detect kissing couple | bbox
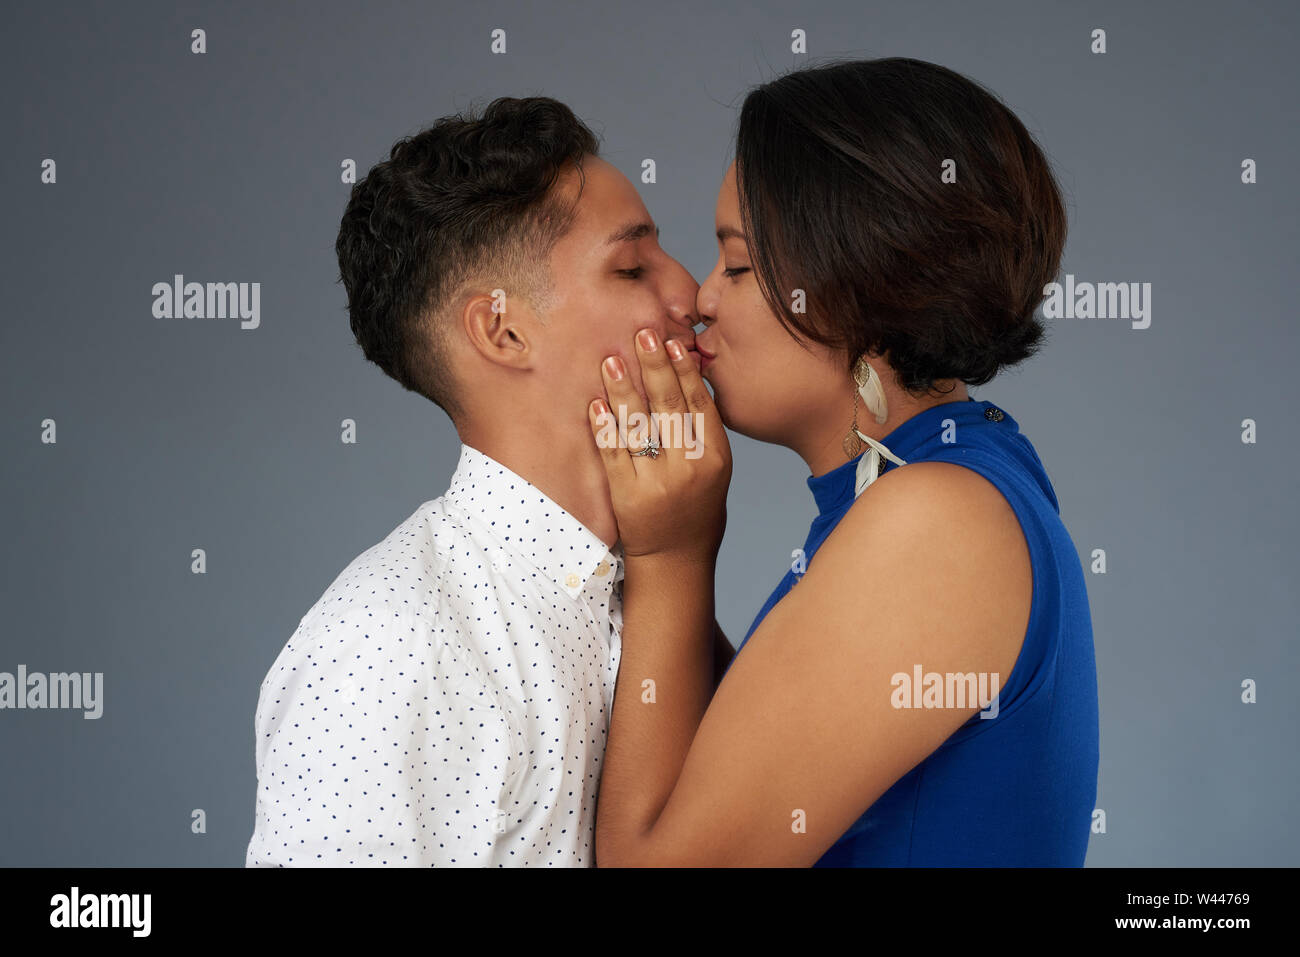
[247,55,1099,867]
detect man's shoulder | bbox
[287,498,449,627]
[255,489,541,698]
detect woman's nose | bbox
[695,287,716,326]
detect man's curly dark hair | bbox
[335,97,601,421]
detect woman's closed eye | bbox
[617,267,645,280]
[723,266,749,279]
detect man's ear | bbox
[462,290,534,370]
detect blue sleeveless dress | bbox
[731,399,1099,866]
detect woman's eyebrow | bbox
[716,225,748,243]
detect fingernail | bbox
[665,339,684,360]
[637,329,658,352]
[591,398,608,416]
[603,356,625,380]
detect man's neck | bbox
[456,416,618,549]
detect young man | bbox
[246,97,726,866]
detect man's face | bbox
[533,156,701,410]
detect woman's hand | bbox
[587,327,732,564]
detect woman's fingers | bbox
[634,329,689,418]
[662,336,730,469]
[632,328,697,465]
[590,329,734,562]
[662,338,713,415]
[588,397,637,488]
[600,353,653,471]
[595,328,730,475]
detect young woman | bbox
[585,57,1099,866]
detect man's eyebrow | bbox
[605,221,660,245]
[716,225,748,243]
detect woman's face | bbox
[695,161,845,447]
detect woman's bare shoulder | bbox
[805,459,1033,663]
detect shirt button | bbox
[565,573,579,588]
[984,407,1005,422]
[595,559,610,576]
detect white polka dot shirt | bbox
[245,444,624,866]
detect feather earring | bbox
[848,356,906,497]
[842,389,865,459]
[853,355,889,424]
[842,355,889,459]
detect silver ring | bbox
[629,439,661,459]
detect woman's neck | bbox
[799,380,970,479]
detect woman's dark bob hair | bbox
[735,56,1067,396]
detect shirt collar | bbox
[443,444,624,601]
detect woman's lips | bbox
[695,342,716,373]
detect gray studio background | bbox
[3,0,1297,866]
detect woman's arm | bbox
[588,335,1030,865]
[586,328,732,864]
[597,552,717,859]
[713,620,735,690]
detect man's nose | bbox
[665,299,698,343]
